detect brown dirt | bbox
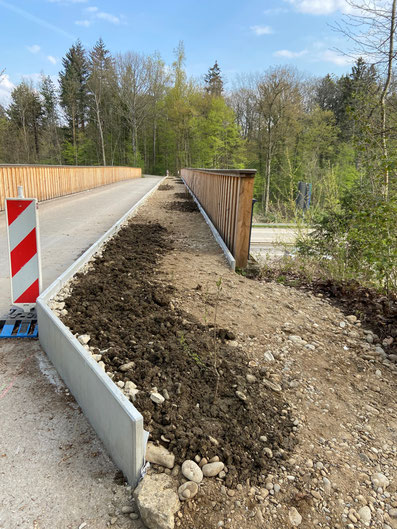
[257,267,397,358]
[63,222,295,488]
[58,179,397,529]
[158,184,174,191]
[165,199,199,213]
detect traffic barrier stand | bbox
[2,187,42,337]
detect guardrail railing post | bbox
[234,173,255,268]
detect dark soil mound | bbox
[158,184,174,191]
[174,192,191,199]
[166,200,198,213]
[63,221,296,486]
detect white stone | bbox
[289,335,305,346]
[262,379,282,392]
[289,507,302,526]
[358,506,371,524]
[134,473,180,529]
[125,381,137,391]
[178,481,198,501]
[146,443,175,469]
[120,361,135,372]
[78,334,91,345]
[202,462,224,477]
[181,460,203,483]
[346,315,357,323]
[264,351,275,362]
[150,392,165,404]
[371,472,389,489]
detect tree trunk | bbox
[96,101,106,166]
[380,0,396,199]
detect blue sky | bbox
[0,0,356,105]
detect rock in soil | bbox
[181,460,203,483]
[134,473,180,529]
[202,462,224,477]
[146,442,175,469]
[178,481,198,501]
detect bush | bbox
[296,186,397,293]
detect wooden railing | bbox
[0,164,142,211]
[181,168,256,268]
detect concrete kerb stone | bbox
[36,176,167,486]
[181,177,236,271]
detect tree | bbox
[8,81,43,162]
[204,61,223,97]
[59,40,89,164]
[336,0,397,197]
[117,51,152,167]
[257,67,302,214]
[88,39,115,165]
[40,75,62,163]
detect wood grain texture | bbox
[181,168,255,268]
[0,165,142,211]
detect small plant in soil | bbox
[178,331,205,368]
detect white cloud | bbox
[47,55,57,64]
[285,0,352,15]
[274,49,308,58]
[321,49,355,65]
[83,6,121,24]
[75,19,91,26]
[27,44,41,53]
[0,74,15,106]
[250,25,274,36]
[96,11,120,24]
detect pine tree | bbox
[204,61,223,97]
[59,40,89,164]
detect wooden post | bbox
[233,173,255,268]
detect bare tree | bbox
[335,0,397,197]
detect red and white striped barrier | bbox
[5,198,42,307]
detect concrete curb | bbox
[36,176,166,485]
[181,177,236,271]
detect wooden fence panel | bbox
[0,165,142,211]
[181,168,256,268]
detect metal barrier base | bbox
[0,307,38,338]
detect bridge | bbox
[0,165,260,527]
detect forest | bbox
[1,38,393,216]
[0,8,396,292]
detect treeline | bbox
[0,40,244,176]
[0,40,396,217]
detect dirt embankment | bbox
[55,178,397,529]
